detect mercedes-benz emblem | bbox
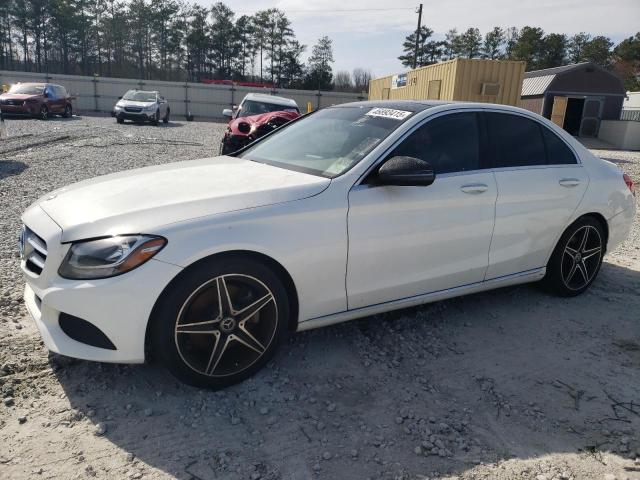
[220,317,236,333]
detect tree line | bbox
[400,27,640,90]
[0,0,366,91]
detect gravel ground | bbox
[0,115,639,480]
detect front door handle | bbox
[559,178,580,187]
[460,183,488,194]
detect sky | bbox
[204,0,640,77]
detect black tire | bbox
[152,110,160,126]
[151,255,290,389]
[163,109,170,124]
[39,105,49,120]
[117,117,124,124]
[63,104,72,118]
[543,216,605,296]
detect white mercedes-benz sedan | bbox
[20,101,636,389]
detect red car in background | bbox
[220,93,301,154]
[0,83,73,120]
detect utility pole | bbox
[413,3,423,69]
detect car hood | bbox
[229,110,301,137]
[0,93,41,101]
[29,156,330,242]
[117,100,155,107]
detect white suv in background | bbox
[114,90,170,125]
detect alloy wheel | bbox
[174,274,278,377]
[560,225,602,291]
[40,106,48,120]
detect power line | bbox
[235,7,416,15]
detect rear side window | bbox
[391,112,480,174]
[542,127,577,164]
[487,112,546,168]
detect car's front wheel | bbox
[151,256,289,389]
[63,104,72,118]
[544,216,605,296]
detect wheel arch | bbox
[144,250,300,359]
[578,212,609,252]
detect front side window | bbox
[487,112,546,168]
[390,112,481,174]
[239,106,415,177]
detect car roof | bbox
[332,100,543,117]
[242,93,298,107]
[126,89,159,94]
[331,100,452,112]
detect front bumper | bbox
[220,133,252,155]
[116,109,156,121]
[21,206,182,363]
[1,104,37,116]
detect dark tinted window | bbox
[487,112,546,168]
[391,112,480,174]
[542,127,577,164]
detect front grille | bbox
[22,226,48,275]
[124,107,142,113]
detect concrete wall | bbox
[599,120,640,150]
[0,70,366,119]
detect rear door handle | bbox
[460,183,488,194]
[559,178,580,187]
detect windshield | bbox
[238,106,414,178]
[239,100,298,117]
[8,84,44,95]
[122,90,157,102]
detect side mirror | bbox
[376,156,435,186]
[43,91,49,98]
[118,96,122,100]
[222,108,232,118]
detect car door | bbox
[48,86,63,113]
[346,111,497,310]
[484,111,589,280]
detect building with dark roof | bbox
[520,62,626,137]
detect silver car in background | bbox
[114,90,170,125]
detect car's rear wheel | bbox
[39,105,49,120]
[544,216,605,296]
[63,104,72,118]
[151,256,289,389]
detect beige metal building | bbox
[368,58,525,106]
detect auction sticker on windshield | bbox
[365,108,412,120]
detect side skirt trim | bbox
[297,267,546,332]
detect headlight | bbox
[144,104,157,111]
[58,235,167,280]
[114,104,123,110]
